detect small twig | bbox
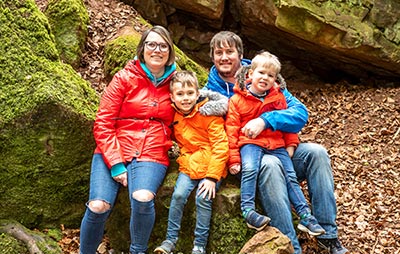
[371,234,379,254]
[392,127,400,141]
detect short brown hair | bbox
[136,25,176,66]
[170,71,199,92]
[209,31,243,60]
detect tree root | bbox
[0,220,43,254]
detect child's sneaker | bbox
[191,245,206,254]
[297,214,326,236]
[244,209,271,231]
[154,240,175,254]
[318,238,348,254]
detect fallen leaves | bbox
[295,82,400,254]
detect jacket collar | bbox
[135,57,176,86]
[206,59,251,99]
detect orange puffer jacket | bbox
[172,98,229,181]
[93,60,175,168]
[225,83,299,167]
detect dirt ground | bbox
[36,0,400,253]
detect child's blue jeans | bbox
[165,172,221,249]
[240,144,310,217]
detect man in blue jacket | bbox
[204,31,348,254]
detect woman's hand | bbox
[113,172,128,187]
[241,118,266,138]
[197,179,216,200]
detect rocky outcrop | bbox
[124,0,400,84]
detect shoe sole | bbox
[297,224,326,236]
[246,217,271,231]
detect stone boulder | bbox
[240,227,295,254]
[123,0,400,84]
[0,0,99,228]
[45,0,89,69]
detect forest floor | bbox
[36,0,400,253]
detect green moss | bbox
[209,214,253,253]
[0,103,95,228]
[0,0,98,229]
[0,0,59,61]
[45,0,89,68]
[0,220,62,254]
[44,228,63,242]
[0,233,29,254]
[0,0,98,127]
[104,34,141,79]
[174,46,209,87]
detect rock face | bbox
[123,0,400,84]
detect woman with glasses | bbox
[79,25,176,254]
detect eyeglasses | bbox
[144,41,170,52]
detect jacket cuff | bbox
[206,177,218,183]
[259,115,272,130]
[111,163,127,177]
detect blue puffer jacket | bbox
[203,59,308,133]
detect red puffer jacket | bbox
[93,59,175,168]
[225,83,299,167]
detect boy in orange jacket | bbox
[226,51,325,236]
[154,71,229,254]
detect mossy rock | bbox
[104,30,143,80]
[45,0,89,68]
[0,233,29,254]
[0,0,99,229]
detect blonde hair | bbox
[170,71,199,92]
[235,51,282,90]
[251,51,281,74]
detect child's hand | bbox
[286,146,295,158]
[198,179,216,200]
[229,164,241,175]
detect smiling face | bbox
[143,31,169,73]
[170,81,200,114]
[212,41,242,82]
[248,65,277,95]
